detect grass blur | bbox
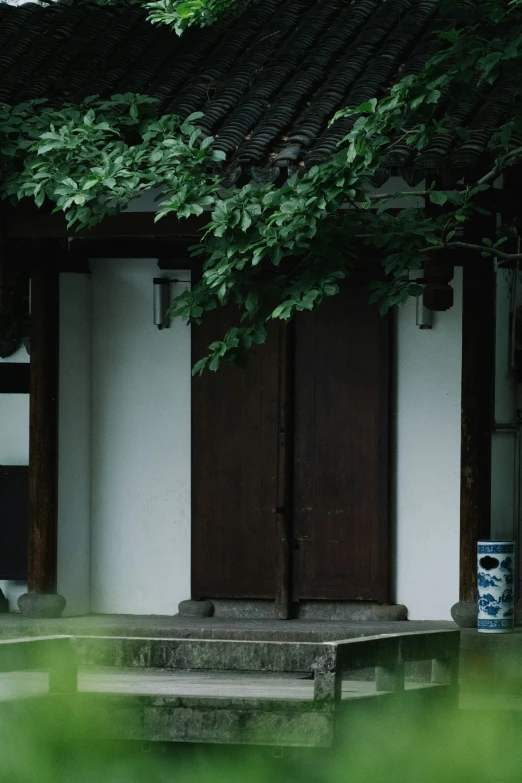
[1,678,522,783]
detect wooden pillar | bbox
[274,323,293,620]
[18,247,65,617]
[459,257,495,604]
[0,217,6,315]
[0,222,10,612]
[28,261,59,592]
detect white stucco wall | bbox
[57,274,92,615]
[394,269,463,620]
[90,259,191,615]
[0,346,29,610]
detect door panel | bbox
[191,284,390,603]
[191,308,283,598]
[292,284,390,601]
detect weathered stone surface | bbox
[75,636,328,673]
[212,599,408,622]
[450,601,477,628]
[178,599,214,618]
[376,664,405,692]
[136,697,334,747]
[17,592,66,619]
[299,601,408,622]
[0,613,455,643]
[212,600,275,619]
[313,670,341,702]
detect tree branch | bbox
[421,241,522,263]
[368,190,428,200]
[476,166,502,187]
[367,158,519,202]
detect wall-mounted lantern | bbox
[153,277,171,330]
[416,293,433,330]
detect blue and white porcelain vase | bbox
[477,540,515,633]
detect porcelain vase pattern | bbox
[477,540,515,633]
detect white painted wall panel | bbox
[0,395,29,466]
[394,269,463,620]
[57,274,92,616]
[90,259,191,615]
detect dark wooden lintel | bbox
[5,208,206,239]
[66,238,194,262]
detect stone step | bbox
[72,636,330,674]
[72,635,445,687]
[0,613,454,643]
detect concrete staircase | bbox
[1,631,460,748]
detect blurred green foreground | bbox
[1,679,521,783]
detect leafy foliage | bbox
[146,0,241,35]
[0,95,225,229]
[0,0,243,33]
[2,0,522,371]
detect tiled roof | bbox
[0,0,517,186]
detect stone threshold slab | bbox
[0,614,455,643]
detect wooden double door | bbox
[192,283,390,610]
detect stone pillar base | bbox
[18,592,66,619]
[450,600,477,628]
[178,599,214,618]
[0,589,9,613]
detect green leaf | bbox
[37,144,60,155]
[186,112,205,123]
[356,98,378,114]
[192,357,208,376]
[425,90,441,104]
[429,191,448,206]
[189,129,200,147]
[61,177,78,190]
[245,289,258,314]
[477,51,503,75]
[241,211,252,232]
